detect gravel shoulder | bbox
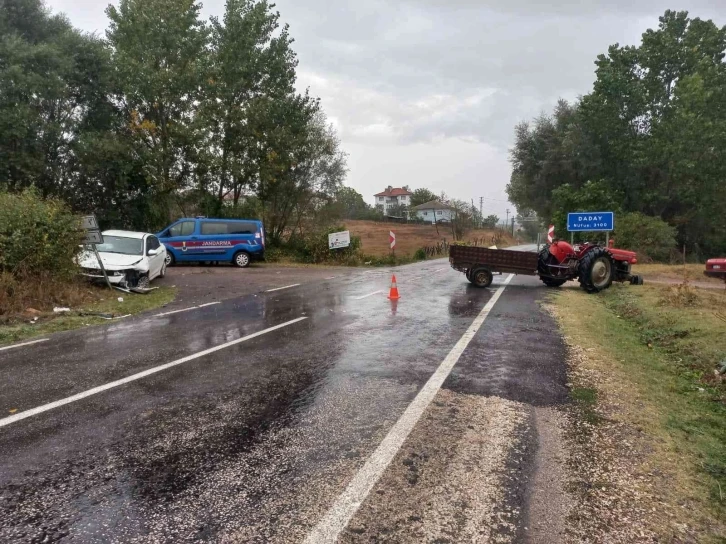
[545,288,726,543]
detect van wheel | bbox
[165,252,175,266]
[233,251,251,268]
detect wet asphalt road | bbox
[0,261,567,543]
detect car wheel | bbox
[136,275,150,289]
[159,262,167,278]
[233,251,251,268]
[165,252,175,266]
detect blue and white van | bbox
[158,218,265,268]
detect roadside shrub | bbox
[614,212,676,262]
[0,271,97,318]
[659,283,700,308]
[0,190,82,279]
[284,226,363,264]
[413,248,427,261]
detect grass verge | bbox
[0,286,176,347]
[550,283,725,542]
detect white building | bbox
[411,200,457,223]
[374,186,412,216]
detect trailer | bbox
[449,242,642,292]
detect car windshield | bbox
[95,236,143,256]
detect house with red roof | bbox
[374,186,412,217]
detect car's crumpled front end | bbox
[76,250,150,288]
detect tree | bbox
[515,211,541,242]
[106,0,209,213]
[334,187,373,219]
[482,215,499,229]
[0,0,107,196]
[506,10,726,257]
[204,0,297,209]
[252,100,346,244]
[410,188,437,207]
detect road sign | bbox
[547,225,555,243]
[81,215,99,230]
[567,212,614,232]
[83,230,104,245]
[389,230,396,250]
[328,230,350,250]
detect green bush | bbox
[413,248,427,261]
[0,190,82,278]
[614,212,677,262]
[283,227,363,264]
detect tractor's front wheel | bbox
[579,248,615,293]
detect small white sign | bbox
[84,230,104,245]
[81,215,99,230]
[328,231,351,249]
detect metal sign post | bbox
[81,215,112,290]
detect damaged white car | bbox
[77,230,167,289]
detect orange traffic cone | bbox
[388,274,401,300]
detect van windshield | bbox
[95,236,143,256]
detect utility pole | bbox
[505,209,510,231]
[479,197,484,217]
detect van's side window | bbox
[201,222,228,235]
[227,222,256,234]
[200,221,256,235]
[169,221,194,237]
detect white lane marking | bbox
[154,301,220,317]
[304,274,514,543]
[266,284,301,293]
[0,338,49,352]
[0,317,308,428]
[408,268,446,282]
[351,290,384,300]
[325,276,337,280]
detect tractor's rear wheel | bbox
[579,248,615,293]
[469,267,493,288]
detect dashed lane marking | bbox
[154,301,220,317]
[266,284,301,293]
[303,275,514,543]
[0,317,309,428]
[351,290,385,300]
[0,338,49,353]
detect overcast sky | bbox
[47,0,726,218]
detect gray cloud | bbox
[46,0,726,212]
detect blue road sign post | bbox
[567,212,614,232]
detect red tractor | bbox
[537,241,642,292]
[449,240,642,292]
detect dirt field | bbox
[633,263,724,287]
[344,220,516,257]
